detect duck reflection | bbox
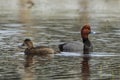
[24,54,54,67]
[81,56,90,80]
[19,0,34,24]
[23,59,50,80]
[27,0,34,8]
[19,0,34,9]
[78,0,89,25]
[22,67,35,80]
[24,55,34,67]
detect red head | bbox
[81,24,91,39]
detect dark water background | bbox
[0,0,120,80]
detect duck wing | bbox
[59,41,83,52]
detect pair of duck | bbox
[21,24,93,56]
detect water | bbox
[0,0,120,80]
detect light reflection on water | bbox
[0,0,120,80]
[0,22,120,80]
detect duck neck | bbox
[83,38,91,46]
[26,42,34,49]
[82,38,91,54]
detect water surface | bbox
[0,0,120,80]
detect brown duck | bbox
[20,39,56,67]
[21,39,56,56]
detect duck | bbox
[59,24,93,54]
[21,39,56,56]
[20,39,56,67]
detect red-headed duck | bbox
[59,24,93,53]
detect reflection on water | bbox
[0,0,120,80]
[78,0,90,25]
[81,56,90,80]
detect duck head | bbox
[81,24,92,43]
[81,24,91,40]
[22,39,34,49]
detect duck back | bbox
[59,41,83,52]
[25,46,55,56]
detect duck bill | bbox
[18,43,25,49]
[90,31,96,34]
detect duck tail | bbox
[58,43,66,52]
